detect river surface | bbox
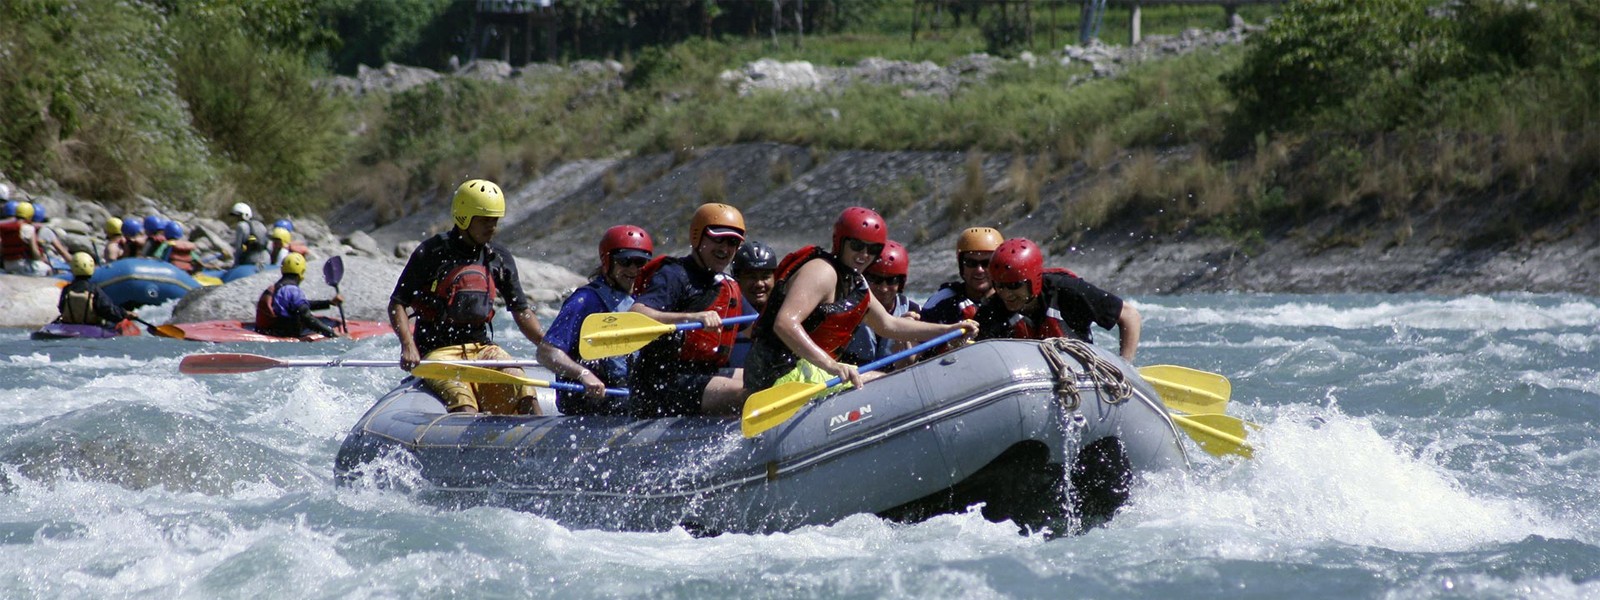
[0,294,1595,599]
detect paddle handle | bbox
[823,328,969,388]
[331,283,349,335]
[544,380,630,397]
[674,313,757,331]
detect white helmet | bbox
[230,202,252,220]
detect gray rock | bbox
[344,230,383,258]
[0,274,64,328]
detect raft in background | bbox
[158,316,392,343]
[76,258,202,309]
[30,320,142,340]
[335,339,1190,535]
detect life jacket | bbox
[925,280,982,322]
[60,285,99,325]
[573,276,636,382]
[166,240,196,272]
[255,280,290,332]
[635,255,743,364]
[1005,268,1080,340]
[410,246,499,325]
[241,220,270,254]
[0,220,30,262]
[288,242,311,258]
[143,234,168,258]
[754,245,872,358]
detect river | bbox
[0,293,1595,598]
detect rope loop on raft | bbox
[1038,337,1132,411]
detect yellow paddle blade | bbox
[412,363,550,388]
[741,381,829,438]
[194,273,223,286]
[1171,413,1255,459]
[578,311,676,360]
[1140,365,1232,415]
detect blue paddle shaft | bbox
[547,380,630,397]
[822,328,968,388]
[672,313,758,331]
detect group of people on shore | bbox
[390,178,1141,420]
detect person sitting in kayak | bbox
[2,201,51,276]
[743,207,976,394]
[627,203,749,417]
[838,239,922,369]
[256,252,343,339]
[974,238,1142,362]
[389,179,605,415]
[101,217,126,263]
[541,224,654,416]
[57,252,136,327]
[728,239,778,368]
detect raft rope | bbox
[1039,337,1132,412]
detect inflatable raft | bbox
[334,339,1190,534]
[90,258,201,308]
[161,317,392,343]
[30,320,142,340]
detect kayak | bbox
[30,320,142,340]
[334,339,1189,535]
[161,317,392,343]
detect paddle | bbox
[412,363,629,397]
[322,255,349,335]
[579,311,759,360]
[179,352,540,375]
[1168,413,1255,459]
[741,328,969,438]
[133,316,186,340]
[1139,364,1231,415]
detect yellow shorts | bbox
[422,343,537,415]
[771,358,854,402]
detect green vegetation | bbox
[0,0,1594,243]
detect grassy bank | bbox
[2,0,1595,246]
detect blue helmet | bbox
[164,221,185,240]
[144,214,169,235]
[121,218,144,236]
[273,218,294,232]
[2,201,14,218]
[31,204,46,223]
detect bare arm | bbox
[630,300,723,329]
[864,293,974,343]
[529,313,607,399]
[1117,302,1141,363]
[388,301,420,370]
[773,261,864,389]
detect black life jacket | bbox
[412,246,499,325]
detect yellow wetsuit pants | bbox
[422,343,539,415]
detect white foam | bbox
[1141,296,1600,332]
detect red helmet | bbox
[599,225,654,272]
[866,240,909,278]
[989,238,1045,296]
[832,207,888,255]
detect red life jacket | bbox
[288,242,310,258]
[412,263,498,325]
[255,280,287,331]
[759,245,872,358]
[635,255,744,364]
[167,240,196,272]
[1007,268,1079,340]
[0,220,30,262]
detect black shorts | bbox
[629,370,714,418]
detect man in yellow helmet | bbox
[389,179,607,415]
[255,252,343,338]
[268,226,293,265]
[627,202,749,417]
[57,252,136,327]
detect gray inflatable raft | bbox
[334,339,1190,534]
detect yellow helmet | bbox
[451,179,505,230]
[14,202,33,221]
[281,252,307,277]
[689,203,746,248]
[70,252,96,277]
[105,217,123,236]
[956,227,1004,253]
[270,226,292,245]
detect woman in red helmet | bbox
[539,225,655,415]
[744,208,976,393]
[975,238,1142,362]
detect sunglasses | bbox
[865,274,905,287]
[708,236,743,248]
[612,256,648,268]
[844,238,885,256]
[959,257,990,270]
[994,280,1029,291]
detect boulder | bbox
[0,274,65,328]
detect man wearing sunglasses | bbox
[729,239,779,368]
[922,227,1005,328]
[541,225,655,415]
[744,208,976,393]
[628,203,749,417]
[975,238,1142,362]
[839,240,922,368]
